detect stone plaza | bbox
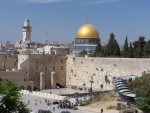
[21,89,97,113]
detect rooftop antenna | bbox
[45,31,48,44]
[0,36,3,45]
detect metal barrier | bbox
[20,90,66,100]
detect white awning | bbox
[114,79,124,82]
[117,86,129,90]
[119,89,131,93]
[116,84,128,88]
[126,93,136,98]
[114,82,126,85]
[122,92,131,96]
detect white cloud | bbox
[19,0,120,4]
[20,0,67,4]
[86,0,120,4]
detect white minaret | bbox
[22,19,32,43]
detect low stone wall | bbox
[0,71,34,90]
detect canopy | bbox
[117,86,129,90]
[114,82,126,85]
[116,84,128,88]
[122,76,131,80]
[126,93,136,98]
[119,89,131,93]
[121,92,131,96]
[114,79,124,82]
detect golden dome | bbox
[76,24,99,38]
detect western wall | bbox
[66,55,150,91]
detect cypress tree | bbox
[128,42,134,58]
[133,41,139,58]
[123,36,128,57]
[143,40,150,57]
[94,43,102,57]
[107,33,115,56]
[113,39,120,56]
[137,36,146,58]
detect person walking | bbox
[101,108,103,113]
[53,107,55,111]
[28,100,30,104]
[47,106,49,111]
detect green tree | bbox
[132,40,139,58]
[137,36,146,58]
[94,43,102,56]
[129,75,150,112]
[113,39,120,56]
[0,80,30,113]
[144,40,150,57]
[106,33,120,57]
[106,33,115,56]
[94,43,102,57]
[123,36,128,57]
[101,48,107,57]
[128,42,134,58]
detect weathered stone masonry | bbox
[66,56,150,90]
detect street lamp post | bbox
[90,76,94,92]
[90,74,95,98]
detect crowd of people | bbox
[57,100,78,110]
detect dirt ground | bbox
[78,92,120,113]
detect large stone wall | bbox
[0,55,18,71]
[18,48,69,89]
[0,71,34,90]
[66,56,150,90]
[0,71,25,82]
[27,54,67,88]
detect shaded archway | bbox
[20,86,25,90]
[26,85,32,91]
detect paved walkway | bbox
[21,89,119,113]
[21,94,96,113]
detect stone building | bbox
[0,54,34,90]
[18,48,69,90]
[0,70,34,90]
[68,23,100,54]
[0,47,69,90]
[0,41,16,55]
[0,54,18,71]
[75,23,100,45]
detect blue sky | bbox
[0,0,150,44]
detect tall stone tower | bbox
[22,19,32,43]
